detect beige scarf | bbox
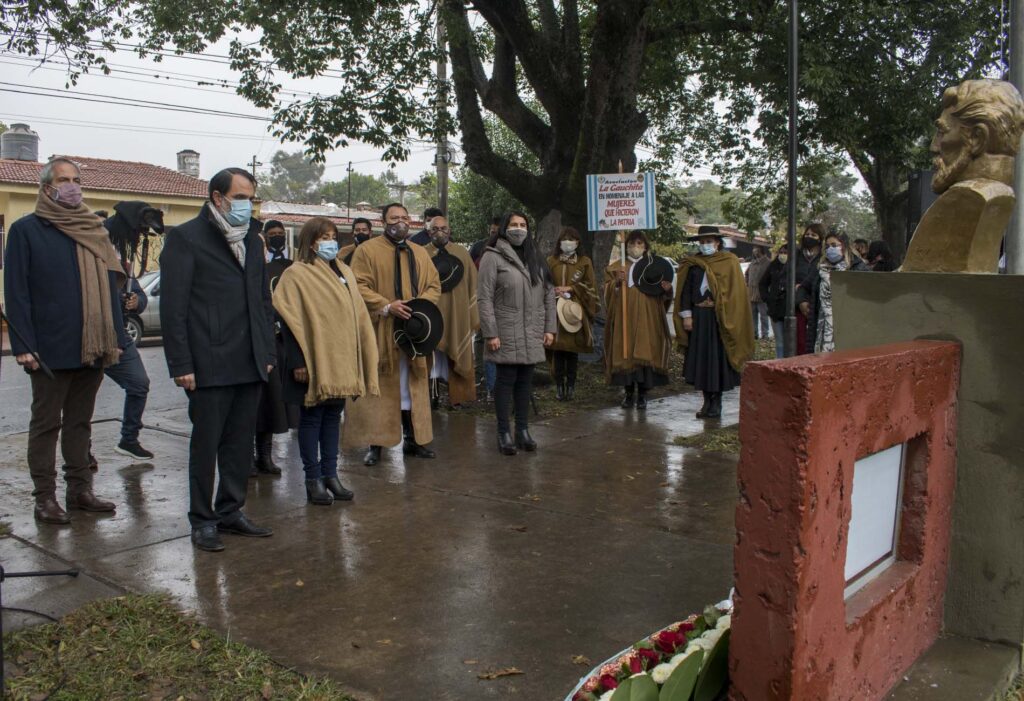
[35,191,126,367]
[273,258,380,407]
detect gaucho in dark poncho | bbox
[673,226,754,419]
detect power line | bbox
[0,112,271,141]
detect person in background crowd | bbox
[745,245,772,341]
[469,216,501,266]
[273,217,378,506]
[604,230,672,410]
[547,226,598,401]
[263,220,288,262]
[343,217,374,265]
[477,211,556,455]
[410,206,444,246]
[797,231,870,354]
[426,215,479,409]
[867,240,896,271]
[852,238,870,261]
[675,226,754,419]
[794,223,825,354]
[344,203,442,466]
[4,157,127,525]
[251,219,298,477]
[160,167,276,552]
[100,201,158,462]
[759,244,789,358]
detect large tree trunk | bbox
[851,152,909,263]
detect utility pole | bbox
[346,161,353,218]
[249,154,262,178]
[783,0,799,356]
[1007,0,1024,273]
[392,182,411,207]
[435,13,450,214]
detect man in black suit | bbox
[160,167,276,552]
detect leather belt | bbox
[696,300,716,308]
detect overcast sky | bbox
[0,42,438,185]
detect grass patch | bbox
[3,594,353,700]
[752,337,776,361]
[673,425,741,454]
[1004,674,1023,701]
[0,520,10,537]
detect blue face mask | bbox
[224,198,253,226]
[699,243,717,256]
[316,240,339,261]
[825,246,844,263]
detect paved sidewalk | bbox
[0,391,739,700]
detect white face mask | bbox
[627,245,645,259]
[560,240,578,254]
[699,243,717,256]
[506,227,528,246]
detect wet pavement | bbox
[0,388,740,700]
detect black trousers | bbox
[28,367,104,499]
[551,351,579,382]
[186,382,261,528]
[494,363,533,433]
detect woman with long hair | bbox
[546,226,598,401]
[273,217,379,505]
[797,231,869,354]
[477,211,556,455]
[604,230,673,410]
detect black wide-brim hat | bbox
[394,298,445,359]
[632,256,675,297]
[686,224,724,242]
[432,249,465,293]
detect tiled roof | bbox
[0,155,208,198]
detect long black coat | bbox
[3,213,128,370]
[759,258,788,322]
[159,203,275,388]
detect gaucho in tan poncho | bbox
[424,215,479,407]
[343,204,442,466]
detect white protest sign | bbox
[586,172,657,232]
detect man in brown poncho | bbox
[425,215,479,407]
[4,158,127,524]
[344,203,442,466]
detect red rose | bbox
[627,654,643,674]
[599,674,619,691]
[653,630,685,654]
[678,621,695,632]
[637,646,661,668]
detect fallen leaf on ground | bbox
[510,526,528,532]
[351,642,361,649]
[462,659,478,665]
[261,681,273,699]
[377,639,392,645]
[572,655,592,666]
[478,667,525,680]
[189,639,201,650]
[295,579,304,587]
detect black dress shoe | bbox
[254,456,282,475]
[497,431,517,456]
[364,445,382,466]
[192,526,225,552]
[305,478,334,506]
[514,429,537,452]
[217,514,273,538]
[323,476,354,501]
[403,440,436,459]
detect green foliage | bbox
[693,629,730,701]
[610,672,659,701]
[259,150,325,202]
[317,171,392,208]
[659,650,703,701]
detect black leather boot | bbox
[497,430,518,456]
[620,386,635,409]
[401,410,436,458]
[696,391,712,418]
[555,379,566,401]
[323,476,354,501]
[565,377,576,401]
[363,445,382,466]
[706,392,723,419]
[305,478,334,506]
[636,388,648,410]
[254,432,281,475]
[515,429,537,451]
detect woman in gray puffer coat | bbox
[477,211,557,456]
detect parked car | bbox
[124,271,161,343]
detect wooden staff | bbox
[619,161,629,360]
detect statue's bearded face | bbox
[931,110,977,193]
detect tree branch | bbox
[536,0,560,40]
[646,17,754,43]
[478,36,552,159]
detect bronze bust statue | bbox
[902,79,1024,273]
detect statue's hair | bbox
[942,80,1024,156]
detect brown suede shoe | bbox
[34,496,71,524]
[66,491,116,512]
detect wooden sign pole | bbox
[618,160,628,360]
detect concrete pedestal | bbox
[832,272,1024,649]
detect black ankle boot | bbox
[565,378,576,401]
[706,392,723,419]
[254,432,281,475]
[323,476,354,501]
[401,410,436,458]
[305,479,334,505]
[515,429,537,451]
[555,379,565,401]
[696,391,712,418]
[636,389,648,410]
[621,387,635,409]
[497,430,517,455]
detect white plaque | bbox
[845,444,906,597]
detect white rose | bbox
[651,663,675,684]
[716,614,731,630]
[598,691,615,701]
